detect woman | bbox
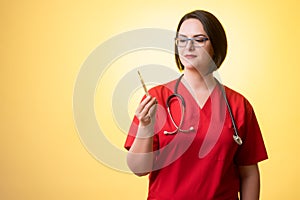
[125,10,268,200]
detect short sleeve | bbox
[234,100,268,165]
[124,115,139,151]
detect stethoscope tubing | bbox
[164,74,242,145]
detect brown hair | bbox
[175,10,227,71]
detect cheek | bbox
[177,48,184,56]
[205,44,214,59]
[179,54,190,67]
[178,49,188,65]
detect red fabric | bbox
[124,79,268,200]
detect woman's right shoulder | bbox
[146,79,179,104]
[148,79,177,95]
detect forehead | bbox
[178,18,207,37]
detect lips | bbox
[184,54,197,59]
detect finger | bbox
[135,98,156,122]
[136,95,152,113]
[142,115,151,123]
[136,95,156,115]
[139,97,157,117]
[149,99,158,117]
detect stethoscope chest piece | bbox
[233,135,243,145]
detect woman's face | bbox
[177,18,215,74]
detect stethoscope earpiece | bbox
[164,130,173,135]
[189,127,195,131]
[163,126,195,135]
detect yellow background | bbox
[1,0,299,199]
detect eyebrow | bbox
[178,34,207,37]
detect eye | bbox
[177,37,187,42]
[194,37,208,43]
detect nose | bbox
[186,39,195,51]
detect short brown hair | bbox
[175,10,227,71]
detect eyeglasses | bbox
[175,36,209,48]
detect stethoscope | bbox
[163,74,243,145]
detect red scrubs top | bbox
[124,78,268,200]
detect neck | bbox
[183,68,216,92]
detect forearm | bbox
[239,164,260,200]
[126,125,155,176]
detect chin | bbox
[184,64,211,75]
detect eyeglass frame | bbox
[175,36,209,48]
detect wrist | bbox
[136,123,155,139]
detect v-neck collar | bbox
[179,76,218,111]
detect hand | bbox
[135,96,157,127]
